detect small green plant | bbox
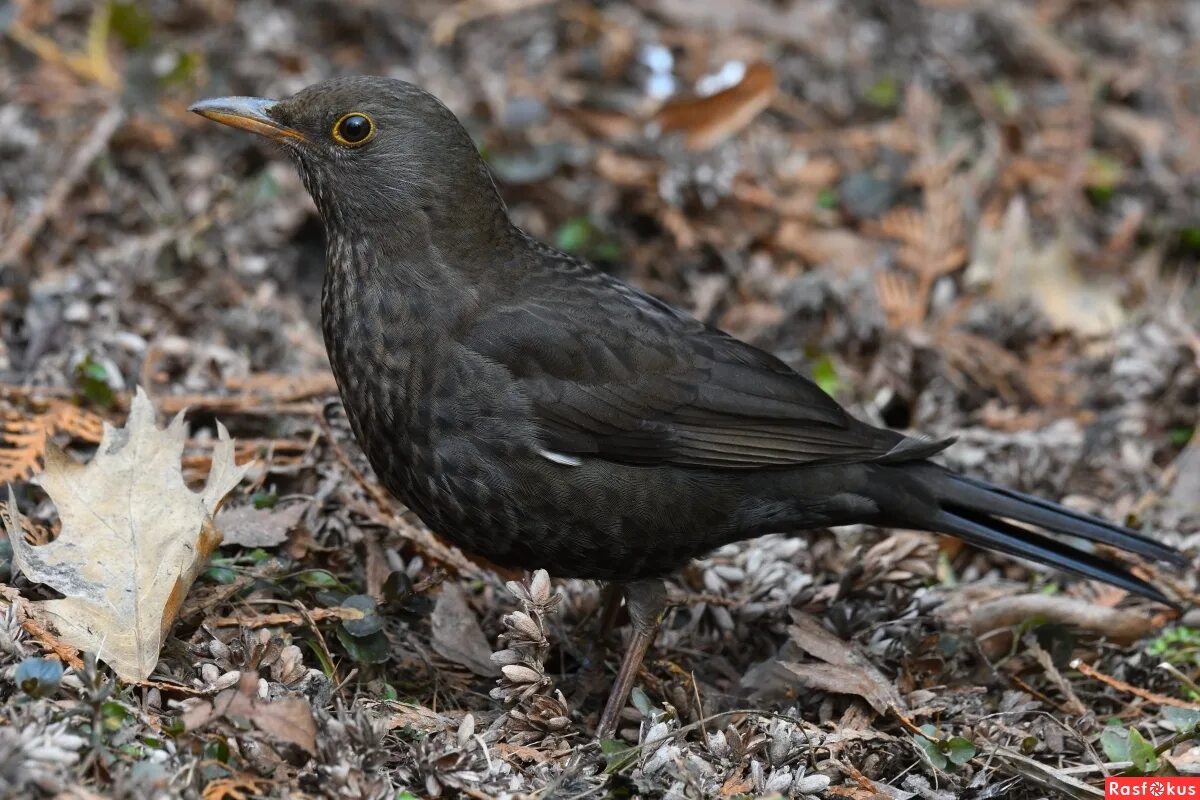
[1100,724,1159,775]
[554,217,621,262]
[1148,626,1200,671]
[109,1,152,48]
[810,354,840,398]
[336,594,389,664]
[74,354,116,408]
[865,75,899,110]
[915,724,976,770]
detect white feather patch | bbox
[538,448,582,467]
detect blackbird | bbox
[191,77,1185,737]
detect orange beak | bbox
[188,96,306,143]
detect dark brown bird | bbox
[191,77,1185,737]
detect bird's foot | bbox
[595,578,668,740]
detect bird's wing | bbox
[465,269,949,469]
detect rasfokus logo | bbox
[1106,778,1200,797]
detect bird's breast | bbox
[318,249,535,530]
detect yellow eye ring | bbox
[332,112,375,146]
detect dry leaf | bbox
[431,583,498,677]
[216,501,308,548]
[387,702,461,733]
[0,399,104,483]
[654,62,777,150]
[183,673,316,754]
[781,612,904,714]
[201,777,272,800]
[4,388,249,680]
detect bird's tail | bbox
[871,463,1187,605]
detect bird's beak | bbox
[188,96,305,143]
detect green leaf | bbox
[988,80,1020,115]
[810,355,839,398]
[382,570,414,609]
[161,50,202,86]
[335,626,390,664]
[600,738,639,774]
[1128,728,1159,774]
[556,217,593,253]
[246,548,272,564]
[916,725,948,770]
[554,217,620,261]
[865,75,899,110]
[101,700,130,732]
[109,1,152,48]
[1169,426,1194,446]
[1181,227,1200,252]
[251,490,278,510]
[294,569,342,588]
[1086,152,1123,205]
[340,594,384,638]
[74,355,116,408]
[203,566,238,584]
[1148,626,1200,668]
[631,687,655,718]
[303,638,336,676]
[203,737,230,763]
[816,188,839,209]
[1165,707,1200,734]
[1100,724,1131,763]
[945,737,976,766]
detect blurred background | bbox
[1,0,1199,796]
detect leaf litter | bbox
[0,0,1197,797]
[5,388,248,680]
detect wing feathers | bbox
[467,268,937,470]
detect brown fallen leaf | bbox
[183,673,316,754]
[216,500,308,548]
[430,583,498,677]
[209,606,364,628]
[743,611,905,715]
[201,776,272,800]
[387,701,463,734]
[4,388,249,680]
[0,398,104,483]
[654,62,777,150]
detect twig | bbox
[1070,659,1200,710]
[1028,635,1088,716]
[209,607,366,628]
[0,104,125,269]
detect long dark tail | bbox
[872,463,1187,605]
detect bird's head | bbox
[190,76,509,255]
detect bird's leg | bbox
[596,582,624,642]
[595,578,668,740]
[569,582,627,710]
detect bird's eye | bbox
[332,112,374,146]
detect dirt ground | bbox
[1,0,1199,797]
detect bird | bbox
[190,76,1186,738]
